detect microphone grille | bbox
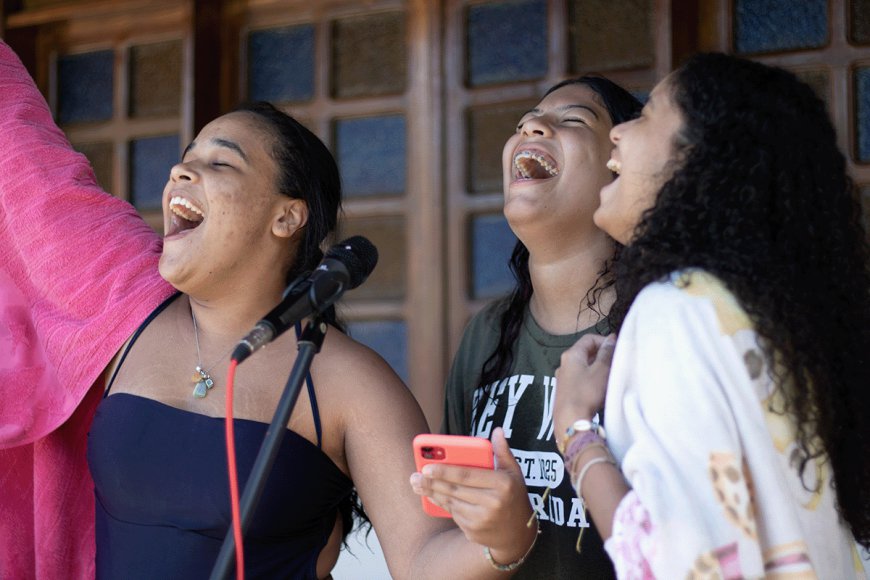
[327,236,379,289]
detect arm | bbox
[554,280,769,578]
[552,333,628,540]
[332,338,536,579]
[414,303,537,573]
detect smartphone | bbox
[413,433,494,518]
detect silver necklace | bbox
[190,306,234,398]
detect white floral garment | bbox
[601,270,868,579]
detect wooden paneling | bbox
[4,0,864,430]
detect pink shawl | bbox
[0,41,175,578]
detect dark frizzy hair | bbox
[232,102,370,540]
[608,53,870,546]
[478,76,643,390]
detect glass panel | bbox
[733,0,828,54]
[855,67,870,162]
[73,141,113,193]
[248,25,315,103]
[129,40,182,118]
[334,115,406,197]
[332,11,406,98]
[346,319,408,383]
[468,101,535,194]
[337,216,406,300]
[57,50,114,124]
[471,213,518,299]
[129,134,179,211]
[794,69,831,111]
[851,0,870,44]
[569,0,653,72]
[466,0,547,86]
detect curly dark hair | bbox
[478,77,642,391]
[608,53,870,546]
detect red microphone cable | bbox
[224,359,244,580]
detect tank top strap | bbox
[105,292,182,397]
[294,321,323,449]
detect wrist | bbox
[483,514,540,572]
[555,410,595,437]
[556,418,606,454]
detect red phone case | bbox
[413,434,494,518]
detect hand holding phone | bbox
[412,433,494,517]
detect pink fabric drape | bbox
[0,40,175,579]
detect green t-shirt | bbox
[444,298,616,579]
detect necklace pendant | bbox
[191,367,215,399]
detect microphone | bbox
[231,236,378,364]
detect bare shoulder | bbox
[313,328,425,426]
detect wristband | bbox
[557,419,606,454]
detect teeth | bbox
[513,150,559,178]
[606,159,621,175]
[169,195,204,222]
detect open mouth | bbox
[514,150,560,180]
[166,195,205,236]
[606,158,621,175]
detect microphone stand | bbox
[210,318,329,580]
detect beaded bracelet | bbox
[561,430,605,465]
[482,514,541,572]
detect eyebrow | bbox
[523,104,601,120]
[182,138,250,163]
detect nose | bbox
[169,161,196,183]
[609,121,626,145]
[521,115,552,137]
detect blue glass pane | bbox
[466,0,547,86]
[57,50,114,123]
[347,320,408,383]
[248,25,315,103]
[734,0,828,54]
[335,115,406,197]
[129,134,179,211]
[856,67,870,161]
[471,214,518,299]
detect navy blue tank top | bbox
[87,295,353,579]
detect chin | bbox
[157,253,185,290]
[591,209,610,233]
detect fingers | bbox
[417,460,508,490]
[595,334,617,366]
[409,467,515,514]
[557,333,617,377]
[552,333,617,433]
[407,432,534,550]
[410,465,531,543]
[491,427,522,474]
[408,437,525,516]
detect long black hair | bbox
[609,53,870,545]
[233,102,369,539]
[478,77,642,390]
